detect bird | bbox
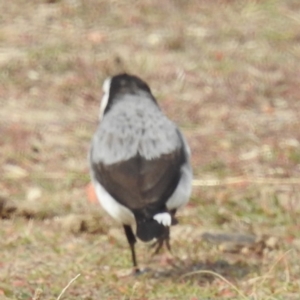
[89,73,192,272]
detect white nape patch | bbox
[99,78,111,120]
[153,212,172,227]
[93,181,135,225]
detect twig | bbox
[249,249,293,300]
[32,288,42,300]
[192,177,300,187]
[56,273,81,300]
[180,270,248,300]
[260,249,293,287]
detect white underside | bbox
[94,180,135,225]
[92,162,192,226]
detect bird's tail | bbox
[135,212,177,242]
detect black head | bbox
[101,73,157,116]
[110,73,151,96]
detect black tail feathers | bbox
[136,219,165,242]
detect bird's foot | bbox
[150,237,172,255]
[150,238,164,255]
[133,267,151,276]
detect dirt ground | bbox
[1,0,300,299]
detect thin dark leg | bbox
[150,209,176,255]
[151,238,164,255]
[123,225,139,271]
[165,228,172,253]
[170,209,178,225]
[151,226,171,255]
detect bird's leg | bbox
[123,225,139,273]
[165,232,171,253]
[150,226,171,255]
[151,238,164,255]
[150,208,176,254]
[170,209,178,226]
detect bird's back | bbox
[90,94,185,216]
[92,94,182,164]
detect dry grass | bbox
[1,0,300,299]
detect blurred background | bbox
[1,0,300,299]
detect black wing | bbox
[91,145,185,218]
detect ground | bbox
[1,0,300,299]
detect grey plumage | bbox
[91,94,181,165]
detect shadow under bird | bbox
[89,73,192,272]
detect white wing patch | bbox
[153,212,172,226]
